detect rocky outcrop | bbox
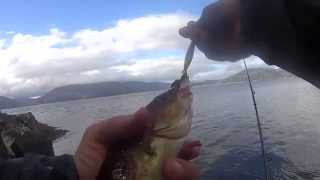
[0,112,68,160]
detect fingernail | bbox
[135,107,152,119]
[134,107,146,117]
[191,140,202,146]
[192,146,201,156]
[187,21,196,26]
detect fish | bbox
[107,73,193,180]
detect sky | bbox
[0,0,266,98]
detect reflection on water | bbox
[5,79,320,180]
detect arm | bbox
[241,0,320,87]
[180,0,320,88]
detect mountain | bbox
[223,68,295,83]
[0,96,17,110]
[1,81,170,108]
[38,81,169,104]
[192,80,220,86]
[14,97,39,107]
[192,68,296,87]
[0,68,296,108]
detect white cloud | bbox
[0,39,6,48]
[73,14,192,53]
[0,13,266,98]
[81,70,101,76]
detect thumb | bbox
[163,158,200,180]
[179,21,204,40]
[75,108,150,180]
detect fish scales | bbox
[106,74,193,180]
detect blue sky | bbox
[0,0,214,34]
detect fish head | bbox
[146,74,193,139]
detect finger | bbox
[179,21,201,39]
[88,107,151,146]
[163,158,200,180]
[178,140,202,160]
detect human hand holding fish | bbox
[75,40,198,180]
[75,108,201,180]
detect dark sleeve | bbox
[240,0,320,88]
[0,154,79,180]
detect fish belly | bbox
[133,137,184,180]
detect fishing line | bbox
[183,40,195,75]
[243,59,270,180]
[183,42,271,179]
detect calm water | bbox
[5,78,320,180]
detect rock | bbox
[0,112,68,160]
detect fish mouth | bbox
[178,75,192,97]
[179,86,192,97]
